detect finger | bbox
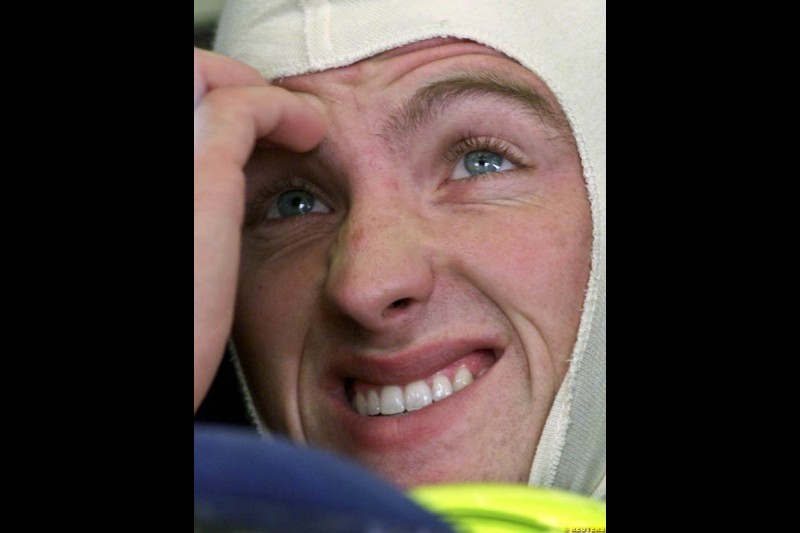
[194,47,268,107]
[194,85,326,227]
[195,85,327,172]
[193,86,326,411]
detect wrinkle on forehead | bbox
[273,39,509,95]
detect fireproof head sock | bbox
[214,0,606,500]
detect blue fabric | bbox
[194,424,454,532]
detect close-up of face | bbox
[231,38,593,489]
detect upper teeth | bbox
[453,366,473,391]
[351,367,476,416]
[431,374,453,401]
[367,390,381,415]
[404,380,432,412]
[380,386,405,415]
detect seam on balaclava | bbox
[302,0,334,71]
[301,1,313,67]
[228,339,271,437]
[529,114,601,488]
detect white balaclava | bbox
[214,0,606,501]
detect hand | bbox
[194,48,326,412]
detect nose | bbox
[323,201,434,332]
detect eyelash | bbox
[246,177,328,226]
[444,135,523,168]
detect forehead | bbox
[273,40,573,149]
[275,39,562,109]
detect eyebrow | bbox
[381,71,573,146]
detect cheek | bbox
[236,254,324,343]
[450,201,591,362]
[459,211,589,302]
[232,247,329,424]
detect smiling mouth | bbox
[345,349,496,416]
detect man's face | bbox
[233,39,592,488]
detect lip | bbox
[320,336,506,451]
[328,336,503,386]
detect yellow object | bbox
[409,484,606,533]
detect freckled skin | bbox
[232,40,592,489]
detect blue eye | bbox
[452,150,517,180]
[466,151,503,174]
[266,190,331,219]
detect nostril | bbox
[388,298,411,310]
